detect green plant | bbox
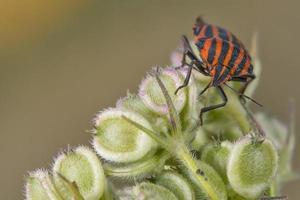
[25,35,298,200]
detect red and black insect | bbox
[175,17,260,125]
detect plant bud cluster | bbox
[25,36,297,200]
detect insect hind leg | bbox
[231,74,255,95]
[230,74,257,104]
[199,86,227,125]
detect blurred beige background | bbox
[0,0,299,199]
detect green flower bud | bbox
[227,136,278,199]
[117,92,169,133]
[139,68,187,115]
[116,92,155,120]
[227,186,248,200]
[134,182,178,200]
[92,108,156,163]
[52,146,105,200]
[25,169,62,200]
[104,150,169,179]
[155,170,196,200]
[52,172,84,200]
[100,181,117,200]
[201,141,232,182]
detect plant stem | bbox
[227,101,250,133]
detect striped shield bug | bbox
[175,16,261,125]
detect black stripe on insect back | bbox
[205,25,213,37]
[217,27,229,41]
[212,65,224,86]
[228,46,240,68]
[248,64,254,74]
[207,38,217,64]
[216,68,230,85]
[231,36,240,47]
[196,39,206,49]
[218,40,229,64]
[234,54,247,75]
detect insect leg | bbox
[230,74,257,104]
[175,46,188,69]
[175,35,209,95]
[174,62,193,95]
[199,81,211,97]
[231,74,256,95]
[224,83,262,106]
[181,35,209,76]
[199,86,227,125]
[238,74,255,95]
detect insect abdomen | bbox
[197,37,252,84]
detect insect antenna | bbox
[224,83,262,107]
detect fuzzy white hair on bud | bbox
[92,108,156,163]
[104,150,169,180]
[227,135,278,199]
[155,170,195,200]
[25,169,62,200]
[201,141,233,182]
[52,146,105,200]
[134,182,178,200]
[139,67,187,115]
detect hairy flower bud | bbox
[155,170,195,200]
[201,141,232,182]
[104,150,169,179]
[116,92,154,120]
[92,108,156,163]
[227,136,278,199]
[52,146,105,200]
[134,182,178,200]
[25,169,62,200]
[139,68,187,115]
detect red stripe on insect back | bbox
[218,67,227,80]
[226,30,233,41]
[212,38,223,66]
[240,57,251,76]
[195,25,208,41]
[200,39,213,64]
[210,67,216,77]
[223,42,234,66]
[212,26,219,37]
[230,49,245,76]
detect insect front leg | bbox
[175,36,209,95]
[174,48,189,70]
[199,86,227,125]
[174,61,194,95]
